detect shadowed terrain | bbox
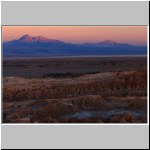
[3,56,147,123]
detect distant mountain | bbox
[3,35,147,57]
[84,40,118,47]
[4,34,64,45]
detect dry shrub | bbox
[128,97,147,110]
[11,118,30,123]
[109,112,146,123]
[3,103,12,109]
[17,108,32,117]
[69,95,111,110]
[121,112,135,121]
[4,108,32,123]
[32,103,77,123]
[71,95,100,106]
[5,112,20,121]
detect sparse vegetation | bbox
[3,57,147,123]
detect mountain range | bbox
[3,35,147,57]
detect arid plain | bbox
[3,56,147,123]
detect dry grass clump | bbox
[9,118,30,123]
[31,102,78,123]
[69,95,108,110]
[4,108,32,123]
[128,98,147,110]
[5,112,20,121]
[3,103,13,109]
[109,112,147,123]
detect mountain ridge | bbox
[3,35,137,46]
[3,35,147,57]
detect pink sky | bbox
[2,26,147,46]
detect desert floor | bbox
[3,56,147,123]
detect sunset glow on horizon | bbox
[2,26,147,46]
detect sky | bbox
[2,26,147,46]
